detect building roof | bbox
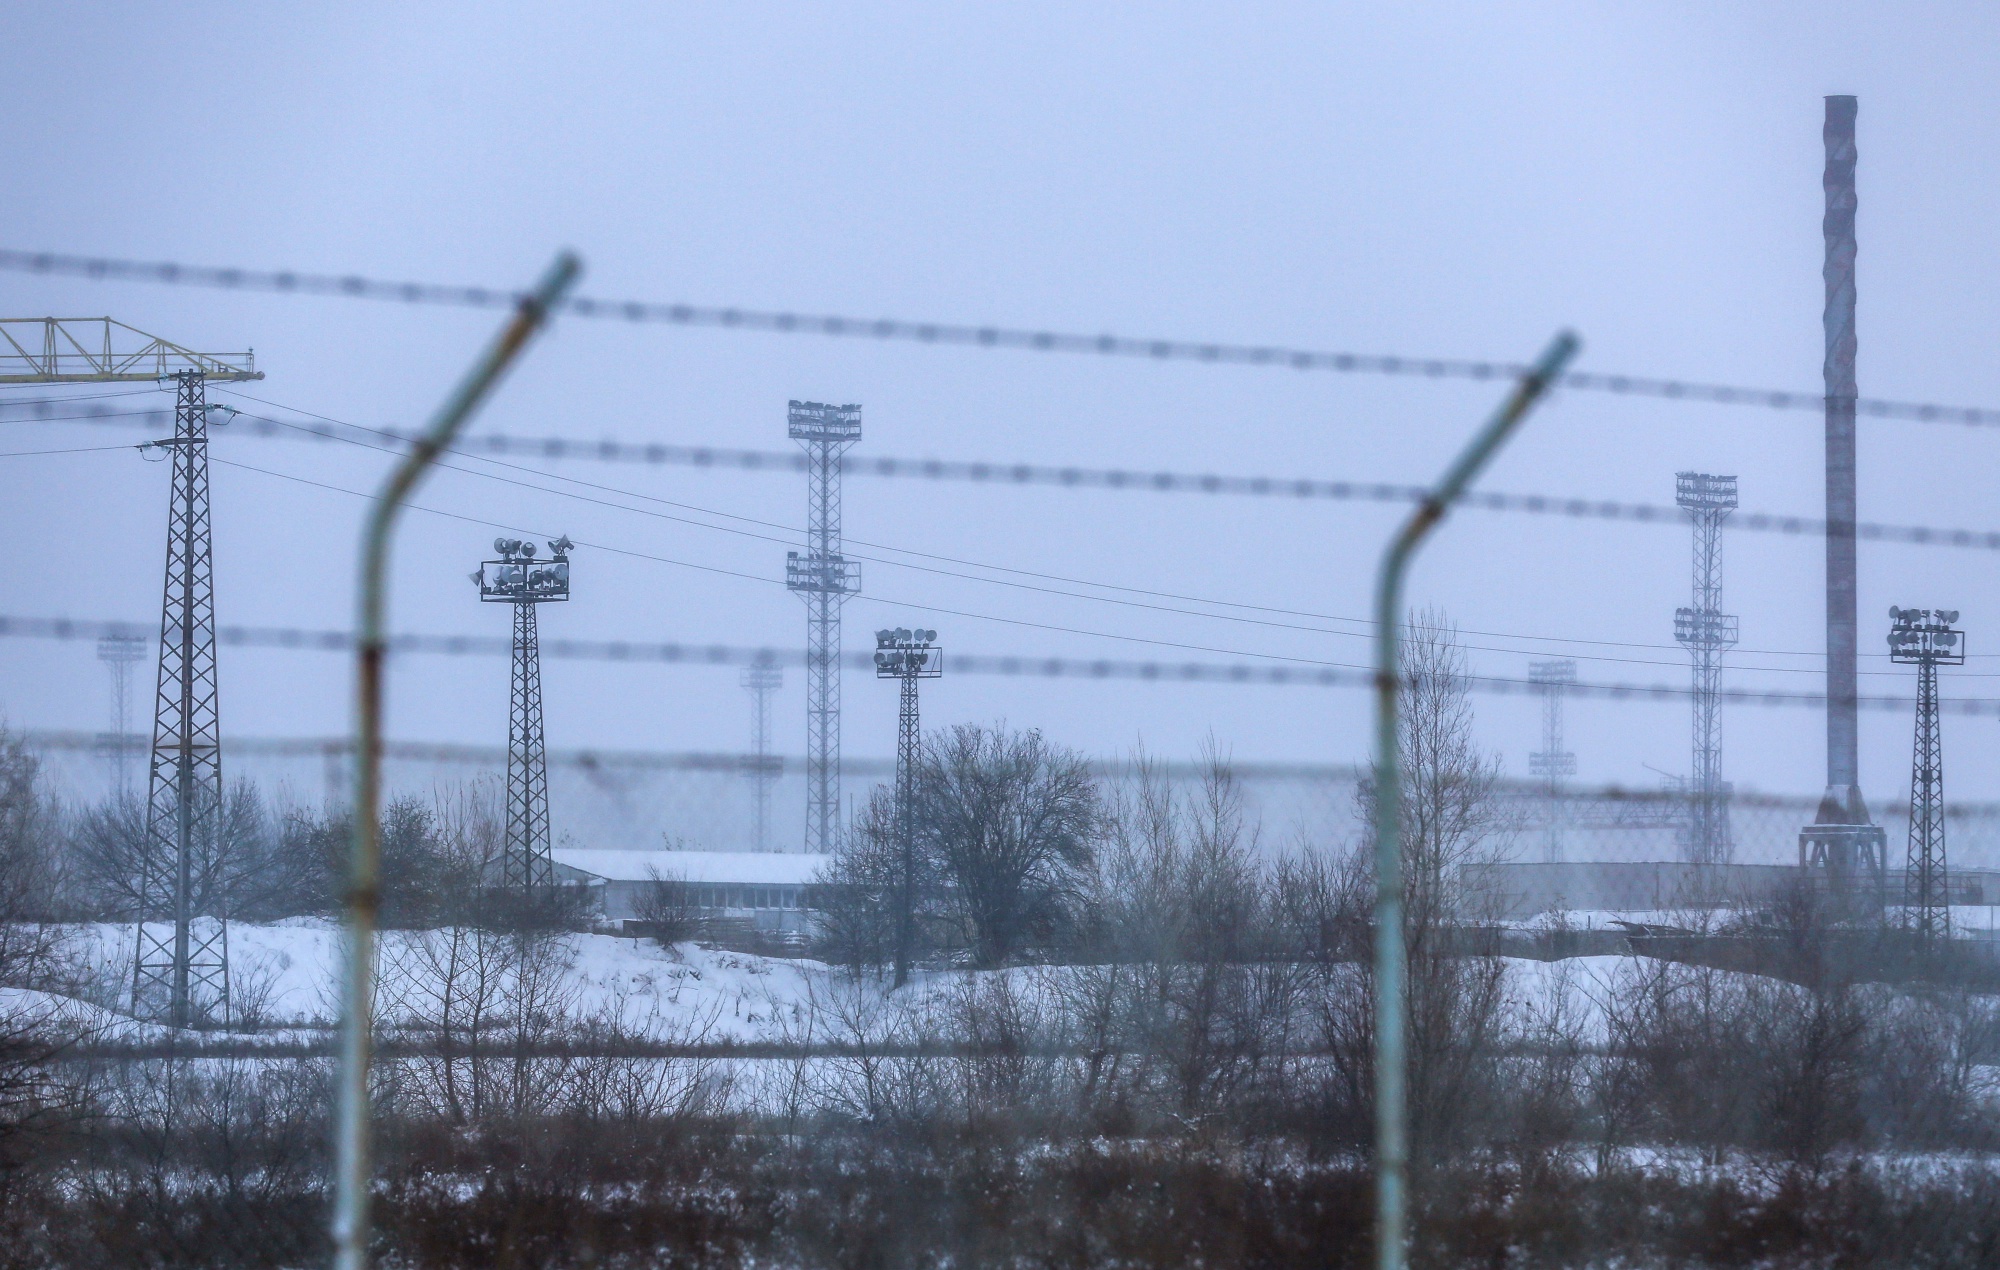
[552,848,831,886]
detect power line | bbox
[210,451,1972,682]
[7,614,1997,716]
[211,406,1987,679]
[7,247,2000,428]
[0,443,146,458]
[18,401,1990,672]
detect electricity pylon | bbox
[876,626,941,988]
[1675,472,1738,865]
[786,401,861,854]
[1888,607,1964,958]
[475,537,573,890]
[740,655,782,851]
[1528,660,1576,863]
[0,318,259,1029]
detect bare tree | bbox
[1349,609,1510,1160]
[815,788,903,975]
[916,724,1100,967]
[67,779,280,921]
[1097,748,1287,1119]
[0,730,90,1184]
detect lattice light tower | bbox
[1674,472,1739,866]
[475,536,573,890]
[0,318,260,1029]
[877,626,941,989]
[786,401,862,853]
[97,632,147,802]
[1528,660,1577,863]
[740,655,783,851]
[1888,607,1964,955]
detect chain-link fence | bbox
[14,731,2000,1266]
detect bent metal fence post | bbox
[333,252,582,1270]
[1371,331,1578,1270]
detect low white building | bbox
[551,848,830,931]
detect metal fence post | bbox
[332,252,580,1270]
[1372,331,1578,1270]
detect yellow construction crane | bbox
[0,317,259,383]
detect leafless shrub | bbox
[635,864,701,946]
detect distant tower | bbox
[1888,607,1964,956]
[785,401,862,854]
[1674,472,1738,865]
[740,655,783,851]
[876,626,941,988]
[97,632,147,802]
[475,536,573,889]
[1528,660,1577,863]
[1801,95,1888,907]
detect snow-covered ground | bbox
[35,916,1963,1054]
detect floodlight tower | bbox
[0,318,260,1028]
[475,536,574,890]
[1674,472,1739,865]
[876,626,941,989]
[97,632,147,802]
[786,401,862,854]
[740,655,783,851]
[1888,607,1964,956]
[1528,660,1577,863]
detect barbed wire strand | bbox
[10,394,2000,559]
[6,249,2000,427]
[8,615,1996,717]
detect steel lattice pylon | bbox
[1889,608,1964,955]
[132,372,229,1028]
[476,537,573,890]
[786,401,862,854]
[1528,660,1576,863]
[876,627,940,988]
[1675,472,1738,865]
[740,656,782,851]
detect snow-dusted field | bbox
[32,916,1982,1059]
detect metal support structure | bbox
[1802,94,1887,904]
[786,400,862,854]
[1675,472,1738,865]
[740,656,782,851]
[1528,659,1576,863]
[1888,608,1963,955]
[476,536,573,890]
[132,372,229,1029]
[0,318,257,1027]
[0,317,258,383]
[335,251,578,1270]
[97,631,146,802]
[876,626,941,989]
[1372,332,1578,1270]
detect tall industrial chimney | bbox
[1801,95,1886,899]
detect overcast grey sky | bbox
[5,3,2000,827]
